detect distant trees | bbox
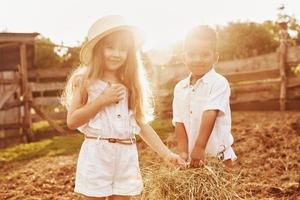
[34,36,82,68]
[217,22,279,61]
[34,36,63,68]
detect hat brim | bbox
[80,25,143,65]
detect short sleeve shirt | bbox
[172,68,234,156]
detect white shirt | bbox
[172,68,235,158]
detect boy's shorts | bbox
[221,146,237,161]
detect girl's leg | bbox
[108,195,131,200]
[83,195,107,200]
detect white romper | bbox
[74,79,143,197]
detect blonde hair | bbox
[61,30,154,124]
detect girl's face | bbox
[101,32,130,71]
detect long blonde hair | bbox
[61,30,154,124]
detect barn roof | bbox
[0,32,39,43]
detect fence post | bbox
[278,23,289,111]
[20,43,34,142]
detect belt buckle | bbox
[108,138,117,143]
[130,137,135,144]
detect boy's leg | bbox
[109,195,131,200]
[83,195,107,200]
[223,159,233,169]
[221,146,236,169]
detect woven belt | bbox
[84,135,136,145]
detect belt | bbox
[84,134,136,145]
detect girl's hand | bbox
[167,152,189,169]
[100,83,126,105]
[179,152,189,161]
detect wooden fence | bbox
[0,32,72,148]
[0,33,38,147]
[0,66,71,148]
[153,44,300,118]
[28,67,70,124]
[1,33,300,147]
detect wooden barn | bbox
[0,33,69,148]
[0,33,39,147]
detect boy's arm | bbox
[190,110,218,167]
[175,122,189,160]
[190,78,230,167]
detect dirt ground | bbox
[0,111,299,200]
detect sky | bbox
[0,0,299,50]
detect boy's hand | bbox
[190,146,205,168]
[100,84,125,105]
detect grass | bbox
[32,120,66,135]
[32,120,51,133]
[150,118,174,139]
[0,133,83,165]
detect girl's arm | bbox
[67,78,124,130]
[139,123,181,161]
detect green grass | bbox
[32,120,66,134]
[150,118,174,139]
[32,120,51,133]
[151,118,174,132]
[0,134,83,165]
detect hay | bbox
[141,158,242,200]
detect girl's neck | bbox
[102,70,121,84]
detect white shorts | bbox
[74,139,143,197]
[220,146,237,161]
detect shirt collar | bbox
[182,67,216,88]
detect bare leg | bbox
[83,196,107,200]
[223,159,233,169]
[109,195,131,200]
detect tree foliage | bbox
[34,36,82,68]
[217,22,279,61]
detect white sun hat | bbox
[80,15,143,65]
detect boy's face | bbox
[183,39,218,77]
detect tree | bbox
[34,36,84,69]
[217,22,279,61]
[286,15,300,45]
[34,36,63,68]
[61,46,81,68]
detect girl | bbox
[61,15,184,200]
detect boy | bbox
[172,26,236,168]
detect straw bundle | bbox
[141,158,241,200]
